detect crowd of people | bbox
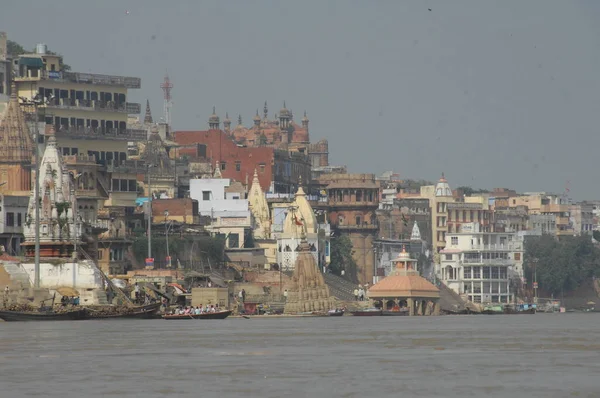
[171,304,221,315]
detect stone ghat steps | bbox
[323,273,356,302]
[437,281,468,312]
[1,262,32,289]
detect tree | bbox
[7,40,26,56]
[329,234,358,282]
[524,234,600,296]
[456,186,490,196]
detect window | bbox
[221,162,226,171]
[228,233,239,248]
[491,267,499,279]
[5,212,14,227]
[463,267,471,279]
[355,216,361,225]
[17,213,22,227]
[235,162,241,172]
[445,254,452,261]
[514,253,521,261]
[259,164,265,173]
[482,267,490,279]
[202,191,210,201]
[473,266,481,279]
[451,237,458,245]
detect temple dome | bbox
[435,173,452,197]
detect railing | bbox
[465,244,523,251]
[265,193,328,203]
[462,258,514,265]
[337,224,378,230]
[46,98,141,114]
[328,200,378,207]
[17,70,142,89]
[55,126,147,141]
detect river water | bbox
[1,314,599,398]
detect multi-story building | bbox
[189,177,251,249]
[569,202,594,236]
[13,43,145,165]
[318,173,379,284]
[509,193,574,237]
[418,174,456,254]
[438,223,524,305]
[173,129,311,194]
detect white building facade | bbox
[189,178,251,249]
[438,223,523,304]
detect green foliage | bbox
[524,234,600,295]
[131,234,225,268]
[7,40,26,56]
[55,202,70,217]
[593,230,600,242]
[457,186,490,196]
[329,234,358,282]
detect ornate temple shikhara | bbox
[283,237,336,314]
[21,126,81,258]
[248,169,271,239]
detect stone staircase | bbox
[1,262,32,290]
[323,273,357,302]
[436,281,469,313]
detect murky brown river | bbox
[0,313,599,398]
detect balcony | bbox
[46,98,141,114]
[328,200,378,208]
[16,70,141,89]
[337,224,378,231]
[54,126,147,141]
[464,243,523,251]
[462,258,514,265]
[556,216,570,225]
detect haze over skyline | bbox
[2,0,599,199]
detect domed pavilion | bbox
[369,246,440,316]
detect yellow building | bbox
[13,44,145,162]
[419,174,456,255]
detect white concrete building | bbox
[189,178,251,249]
[438,223,523,304]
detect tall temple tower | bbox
[0,82,34,195]
[22,126,80,257]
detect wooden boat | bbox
[328,309,345,317]
[350,308,383,316]
[504,304,536,315]
[162,310,232,320]
[0,309,88,322]
[87,303,162,320]
[382,310,409,316]
[481,305,504,315]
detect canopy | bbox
[55,286,79,297]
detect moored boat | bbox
[0,309,88,322]
[382,309,409,316]
[86,303,162,319]
[350,308,383,316]
[328,309,345,317]
[481,305,504,315]
[162,310,232,320]
[504,304,536,315]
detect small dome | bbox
[435,173,452,197]
[208,106,219,123]
[280,101,291,117]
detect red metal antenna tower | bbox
[160,73,173,126]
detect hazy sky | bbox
[2,1,599,199]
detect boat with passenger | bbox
[350,308,383,316]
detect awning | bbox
[55,287,79,297]
[19,57,45,68]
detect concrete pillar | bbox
[408,298,414,316]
